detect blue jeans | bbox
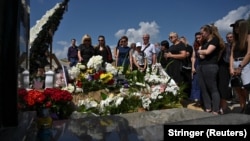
[69,58,78,67]
[197,64,220,112]
[190,73,201,101]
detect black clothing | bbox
[199,37,220,65]
[233,42,247,58]
[157,50,168,68]
[181,44,193,97]
[94,45,112,63]
[78,44,95,65]
[165,42,186,84]
[218,42,232,100]
[67,46,78,60]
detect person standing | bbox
[229,19,250,113]
[180,36,193,98]
[141,33,156,67]
[218,32,233,114]
[132,42,147,72]
[78,34,95,65]
[67,38,78,67]
[129,42,136,70]
[154,42,161,57]
[197,24,225,115]
[157,40,169,68]
[190,32,203,105]
[114,38,123,61]
[116,36,130,67]
[164,32,187,85]
[94,35,113,63]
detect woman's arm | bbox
[115,49,119,67]
[143,58,147,70]
[78,50,82,62]
[191,48,196,75]
[239,34,250,68]
[229,44,235,76]
[114,47,117,59]
[129,50,134,70]
[132,55,140,69]
[198,44,216,56]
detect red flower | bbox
[107,79,115,85]
[18,88,73,111]
[93,70,105,80]
[45,101,52,108]
[76,80,82,88]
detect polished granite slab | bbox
[1,108,250,141]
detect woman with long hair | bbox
[190,32,203,105]
[197,24,225,115]
[78,34,95,65]
[229,19,250,113]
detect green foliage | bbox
[109,95,142,114]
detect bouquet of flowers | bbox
[18,88,74,119]
[68,56,116,93]
[74,63,185,115]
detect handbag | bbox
[230,75,243,87]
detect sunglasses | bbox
[169,36,174,40]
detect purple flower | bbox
[124,83,129,88]
[88,75,93,81]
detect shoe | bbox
[212,112,220,115]
[205,109,212,113]
[193,101,202,107]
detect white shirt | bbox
[141,43,156,65]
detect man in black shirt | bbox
[67,38,78,67]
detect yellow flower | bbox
[87,69,95,74]
[100,73,113,84]
[78,73,85,80]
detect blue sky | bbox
[30,0,250,59]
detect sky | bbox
[30,0,250,59]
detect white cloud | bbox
[54,40,69,59]
[111,21,160,57]
[214,5,250,36]
[115,21,160,45]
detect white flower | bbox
[115,97,124,107]
[158,95,163,99]
[105,63,119,75]
[68,66,80,79]
[30,3,60,46]
[78,98,98,109]
[76,63,86,70]
[165,84,179,96]
[141,96,151,110]
[87,55,103,70]
[135,82,146,87]
[75,87,83,93]
[150,85,161,100]
[62,83,75,93]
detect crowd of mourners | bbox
[66,19,250,115]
